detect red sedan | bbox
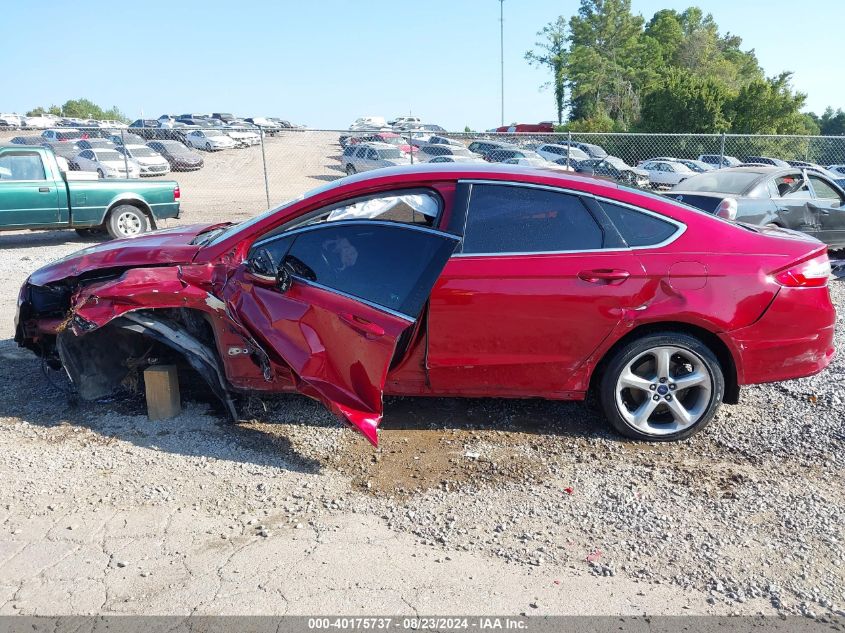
[15,165,836,445]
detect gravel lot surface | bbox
[0,131,842,617]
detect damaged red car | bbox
[15,164,837,445]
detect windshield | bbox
[206,180,343,246]
[164,143,190,154]
[376,148,403,159]
[379,135,402,145]
[603,157,626,168]
[128,147,157,157]
[677,171,762,194]
[95,150,122,161]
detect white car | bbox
[428,155,487,164]
[638,159,695,187]
[185,130,237,151]
[535,143,590,163]
[73,148,140,178]
[225,129,261,147]
[98,119,128,129]
[0,113,23,128]
[115,144,171,176]
[349,116,387,131]
[22,115,57,129]
[503,157,574,171]
[340,142,411,174]
[828,165,845,177]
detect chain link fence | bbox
[3,125,845,226]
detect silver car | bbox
[341,142,411,175]
[415,144,480,162]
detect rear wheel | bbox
[97,168,105,179]
[106,204,149,239]
[599,332,724,441]
[205,142,212,151]
[74,227,106,238]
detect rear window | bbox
[678,171,761,194]
[599,202,679,247]
[462,184,603,254]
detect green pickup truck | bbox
[0,145,180,238]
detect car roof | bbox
[359,142,397,149]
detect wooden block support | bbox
[144,365,181,420]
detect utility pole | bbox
[500,0,505,127]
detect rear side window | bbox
[462,184,603,254]
[599,202,678,247]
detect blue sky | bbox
[3,0,842,130]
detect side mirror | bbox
[276,263,292,293]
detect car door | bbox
[426,182,649,397]
[224,220,459,445]
[770,171,814,231]
[807,173,845,247]
[0,149,60,226]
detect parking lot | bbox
[0,127,844,617]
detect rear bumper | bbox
[722,286,836,385]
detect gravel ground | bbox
[0,132,842,616]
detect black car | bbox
[467,140,518,160]
[666,166,845,248]
[743,155,790,168]
[44,141,82,168]
[146,140,204,171]
[575,156,649,187]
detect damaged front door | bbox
[225,220,459,445]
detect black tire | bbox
[74,227,106,238]
[97,168,105,179]
[205,142,212,151]
[598,332,724,441]
[346,164,356,175]
[106,204,149,239]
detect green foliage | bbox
[26,99,128,123]
[527,1,822,135]
[639,70,730,132]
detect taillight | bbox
[772,253,831,288]
[173,185,180,201]
[715,197,737,221]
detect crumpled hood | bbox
[29,223,226,286]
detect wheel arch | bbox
[103,196,157,230]
[589,321,740,404]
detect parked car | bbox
[23,115,57,129]
[244,117,280,134]
[73,148,140,179]
[340,142,411,174]
[0,113,23,127]
[109,133,147,147]
[698,154,741,168]
[42,129,84,143]
[212,113,236,123]
[349,132,418,155]
[555,141,607,159]
[45,141,83,167]
[77,139,116,150]
[467,140,518,160]
[99,119,128,129]
[638,160,695,187]
[503,157,572,171]
[428,155,487,164]
[115,145,171,176]
[487,148,546,163]
[576,156,649,187]
[11,136,47,146]
[185,130,237,151]
[827,164,845,177]
[416,144,479,162]
[666,166,845,248]
[495,122,554,133]
[743,156,790,168]
[146,140,203,171]
[16,164,835,448]
[0,145,179,238]
[223,128,261,148]
[423,135,464,147]
[535,143,590,163]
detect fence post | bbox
[120,129,129,177]
[259,129,270,208]
[408,130,414,165]
[719,132,726,168]
[566,130,572,169]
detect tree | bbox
[727,73,810,134]
[525,17,568,124]
[26,99,128,122]
[639,70,731,132]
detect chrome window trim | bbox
[453,179,686,257]
[253,217,457,250]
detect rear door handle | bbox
[339,312,385,338]
[38,187,50,193]
[578,269,630,284]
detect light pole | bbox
[500,0,504,127]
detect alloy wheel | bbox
[115,210,143,237]
[614,345,713,436]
